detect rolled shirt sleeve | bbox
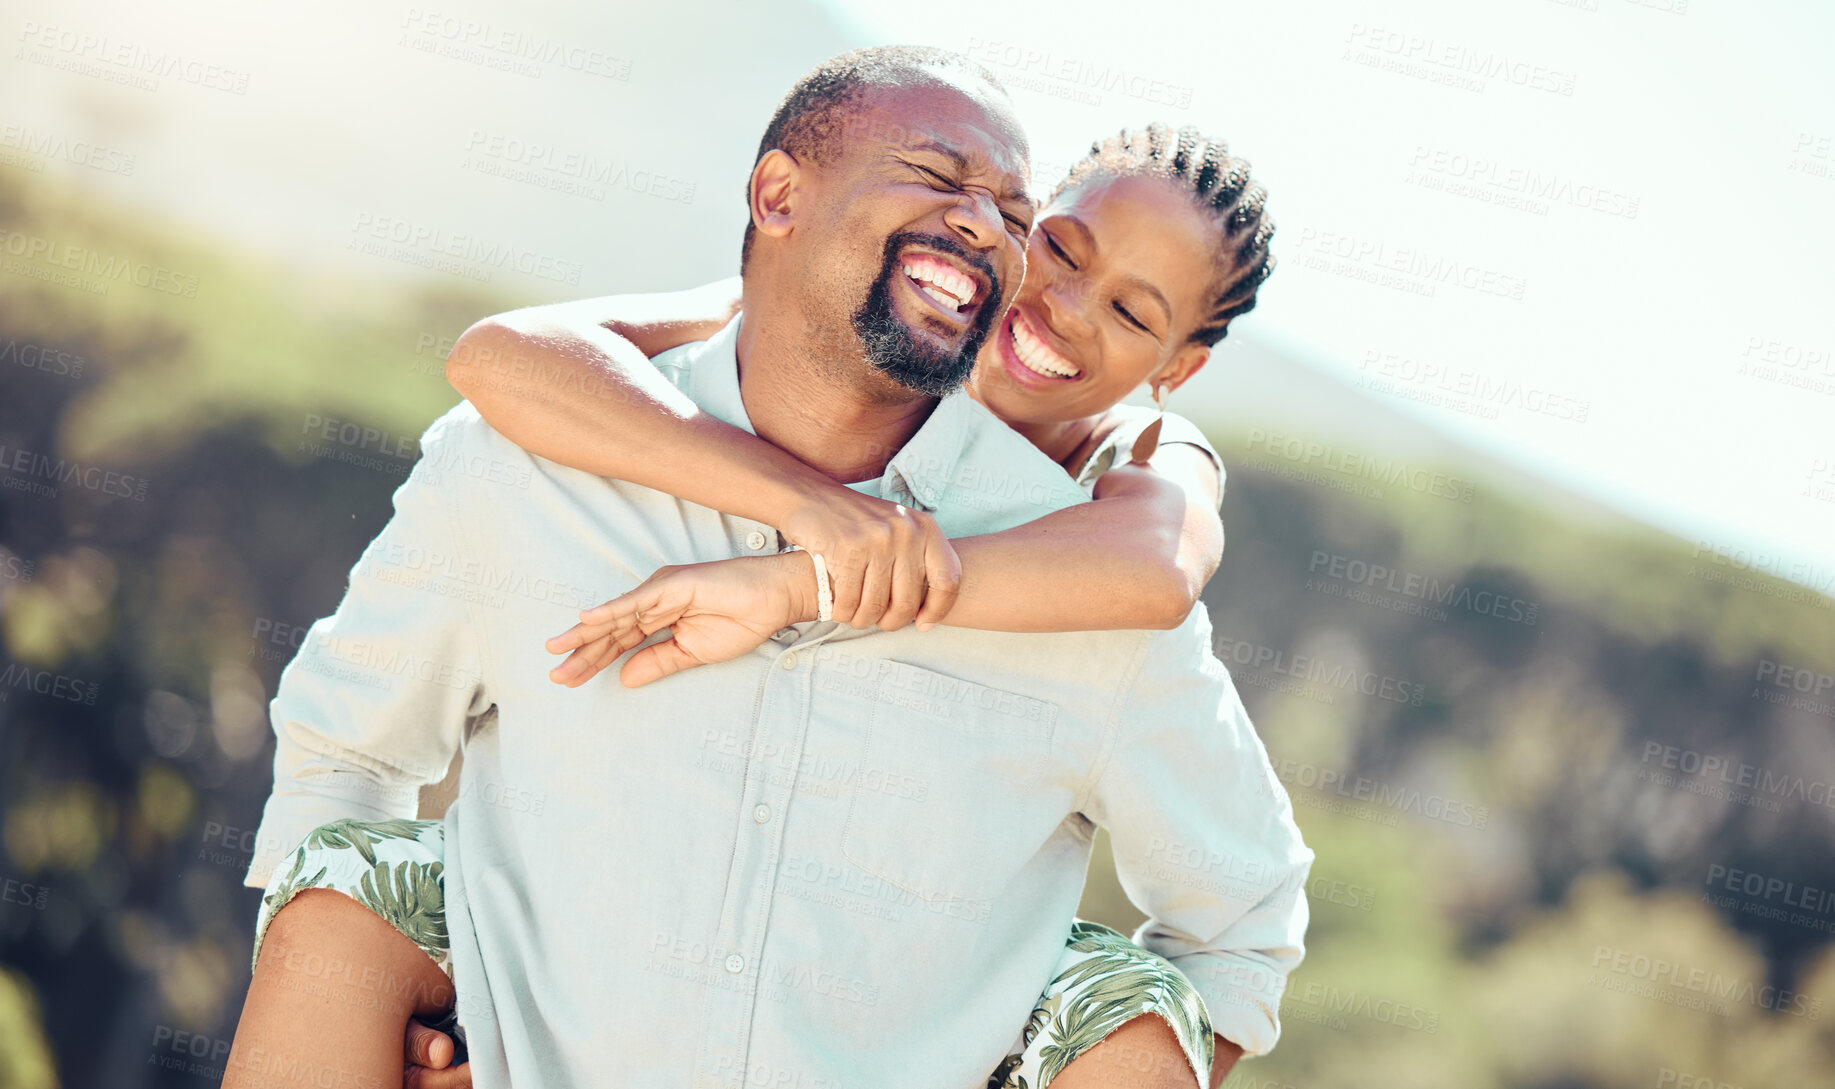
[245,410,492,887]
[1076,407,1227,508]
[1081,610,1313,1056]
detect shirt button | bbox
[724,953,745,974]
[781,653,797,670]
[752,804,771,824]
[745,530,768,551]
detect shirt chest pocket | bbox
[839,659,1065,907]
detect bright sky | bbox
[4,0,1829,592]
[820,0,1835,593]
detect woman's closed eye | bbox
[1044,231,1077,271]
[1112,301,1149,333]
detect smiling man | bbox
[228,47,1310,1089]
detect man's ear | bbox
[1155,342,1212,396]
[749,149,802,242]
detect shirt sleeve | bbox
[1155,410,1226,505]
[1080,406,1227,509]
[244,408,493,888]
[1080,612,1313,1057]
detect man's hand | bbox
[403,1019,470,1089]
[778,488,961,632]
[545,552,812,688]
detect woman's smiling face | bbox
[969,171,1222,425]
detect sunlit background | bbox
[1,0,1832,1085]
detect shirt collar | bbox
[677,315,976,513]
[879,388,976,512]
[667,315,755,436]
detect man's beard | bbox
[851,231,1000,398]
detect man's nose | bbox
[940,189,1004,252]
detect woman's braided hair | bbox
[1049,124,1274,346]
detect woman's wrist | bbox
[769,549,821,624]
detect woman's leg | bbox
[224,889,453,1088]
[988,919,1217,1089]
[223,819,456,1089]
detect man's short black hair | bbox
[739,46,1008,272]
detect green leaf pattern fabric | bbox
[251,817,450,976]
[256,824,1212,1086]
[990,920,1214,1089]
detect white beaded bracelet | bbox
[780,544,834,623]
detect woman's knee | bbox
[1049,1013,1195,1089]
[258,888,453,1016]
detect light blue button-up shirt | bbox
[248,317,1311,1088]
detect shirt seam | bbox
[427,417,496,710]
[1072,628,1154,817]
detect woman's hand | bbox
[545,552,817,689]
[778,488,961,632]
[403,1019,469,1089]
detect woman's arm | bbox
[940,443,1225,633]
[446,281,961,630]
[547,444,1227,688]
[445,276,804,525]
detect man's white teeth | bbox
[902,261,974,310]
[919,283,962,310]
[1011,315,1080,378]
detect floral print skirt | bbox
[254,817,1214,1088]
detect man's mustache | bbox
[881,230,1001,305]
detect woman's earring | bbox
[1129,383,1169,464]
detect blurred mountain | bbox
[3,140,1833,1088]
